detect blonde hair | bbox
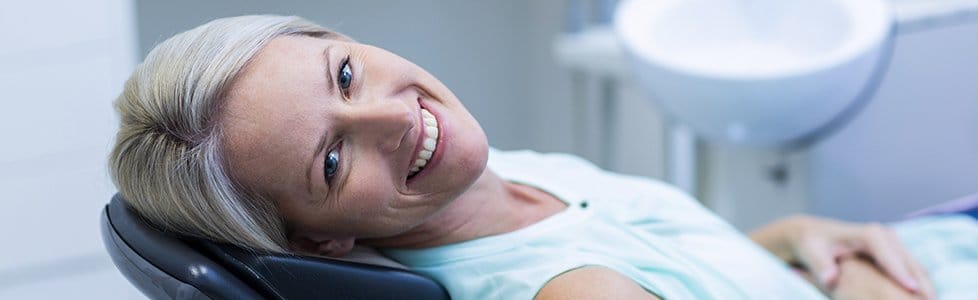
[109,15,341,253]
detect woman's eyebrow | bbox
[307,130,329,195]
[306,45,335,196]
[322,45,334,94]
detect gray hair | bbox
[109,15,341,253]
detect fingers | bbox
[892,234,936,300]
[907,256,936,300]
[791,218,935,299]
[795,238,841,289]
[858,224,922,294]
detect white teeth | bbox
[409,108,440,178]
[423,138,437,151]
[414,158,427,168]
[423,110,436,125]
[425,125,438,138]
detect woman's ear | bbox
[288,233,356,257]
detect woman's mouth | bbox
[408,108,439,179]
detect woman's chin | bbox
[429,129,488,195]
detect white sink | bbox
[615,0,893,147]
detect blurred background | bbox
[0,0,975,298]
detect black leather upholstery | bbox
[101,194,450,299]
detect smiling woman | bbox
[110,14,490,256]
[109,15,975,300]
[220,33,490,255]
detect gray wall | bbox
[0,0,143,297]
[809,22,978,222]
[697,21,978,229]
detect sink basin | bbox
[615,0,893,147]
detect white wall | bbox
[0,0,143,298]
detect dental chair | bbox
[100,194,450,300]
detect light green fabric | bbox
[383,149,977,299]
[892,215,978,300]
[385,149,826,299]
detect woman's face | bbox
[222,36,488,244]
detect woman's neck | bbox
[363,168,566,249]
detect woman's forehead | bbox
[219,36,334,196]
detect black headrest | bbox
[102,194,449,299]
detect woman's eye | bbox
[337,58,353,91]
[324,148,340,182]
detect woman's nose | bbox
[344,99,415,152]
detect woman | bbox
[110,15,976,299]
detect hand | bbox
[786,216,934,299]
[830,257,925,300]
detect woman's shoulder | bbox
[536,266,662,300]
